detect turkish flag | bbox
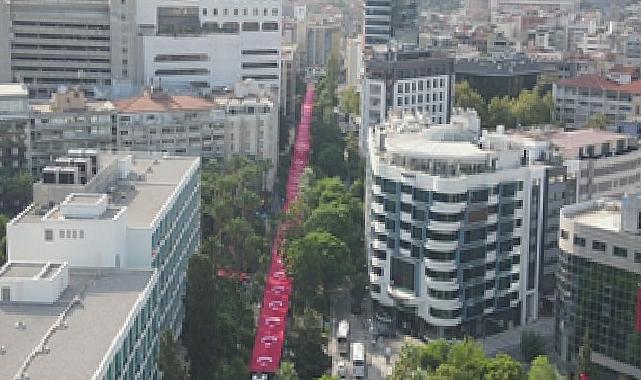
[634,288,641,333]
[579,373,589,380]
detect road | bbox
[328,288,557,380]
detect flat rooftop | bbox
[574,209,621,232]
[0,269,153,380]
[0,263,44,278]
[386,133,488,160]
[16,153,198,229]
[549,129,628,150]
[0,83,28,97]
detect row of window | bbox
[44,228,85,241]
[397,78,447,93]
[562,230,641,263]
[202,7,278,17]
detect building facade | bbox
[1,151,200,380]
[554,74,641,129]
[360,47,454,152]
[556,196,641,379]
[1,0,138,98]
[366,113,542,340]
[363,0,418,47]
[137,0,282,92]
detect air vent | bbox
[15,321,26,329]
[0,345,6,354]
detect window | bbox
[79,230,84,239]
[233,8,238,15]
[560,230,569,240]
[613,246,627,258]
[271,8,278,16]
[635,252,641,264]
[202,8,207,15]
[45,229,53,241]
[59,230,65,239]
[573,236,586,247]
[592,240,606,252]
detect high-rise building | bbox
[0,0,138,98]
[365,112,544,339]
[556,195,641,379]
[1,150,200,379]
[363,0,419,47]
[360,46,454,152]
[137,0,282,92]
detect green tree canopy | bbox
[339,86,360,115]
[528,356,558,380]
[520,330,546,363]
[275,361,300,380]
[158,330,189,380]
[455,81,488,121]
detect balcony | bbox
[425,314,462,327]
[371,202,384,214]
[371,239,386,250]
[426,296,462,310]
[487,214,497,223]
[371,256,386,267]
[399,247,412,258]
[426,278,459,291]
[427,220,461,232]
[487,231,497,242]
[511,264,520,274]
[430,201,466,214]
[400,230,412,241]
[488,194,499,204]
[486,250,496,262]
[425,239,458,252]
[484,288,495,299]
[372,183,382,194]
[424,258,456,271]
[400,211,412,222]
[373,221,386,234]
[387,285,418,303]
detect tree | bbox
[339,86,360,115]
[315,376,341,380]
[511,88,553,126]
[447,338,487,379]
[275,361,300,380]
[182,255,217,379]
[484,353,524,380]
[158,330,189,380]
[586,113,608,130]
[288,309,331,380]
[455,81,488,121]
[528,356,558,380]
[488,96,516,129]
[520,330,546,363]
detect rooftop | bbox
[556,74,641,94]
[548,129,629,150]
[114,93,215,113]
[0,84,28,98]
[0,269,153,380]
[573,208,621,232]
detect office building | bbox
[364,0,419,47]
[554,74,641,129]
[556,195,641,379]
[366,112,542,340]
[0,0,138,98]
[360,46,454,151]
[305,15,342,69]
[137,0,282,92]
[1,150,200,380]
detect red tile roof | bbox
[556,74,641,94]
[114,94,215,113]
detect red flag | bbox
[634,287,641,333]
[579,373,589,380]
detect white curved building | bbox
[366,113,541,339]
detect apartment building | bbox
[114,82,279,188]
[366,113,542,340]
[305,16,341,69]
[360,46,454,152]
[0,150,200,380]
[137,0,282,92]
[554,74,641,129]
[0,0,138,98]
[557,195,641,379]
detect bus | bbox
[337,320,349,356]
[351,342,366,379]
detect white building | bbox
[360,46,454,152]
[0,150,200,379]
[366,113,543,339]
[137,0,282,92]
